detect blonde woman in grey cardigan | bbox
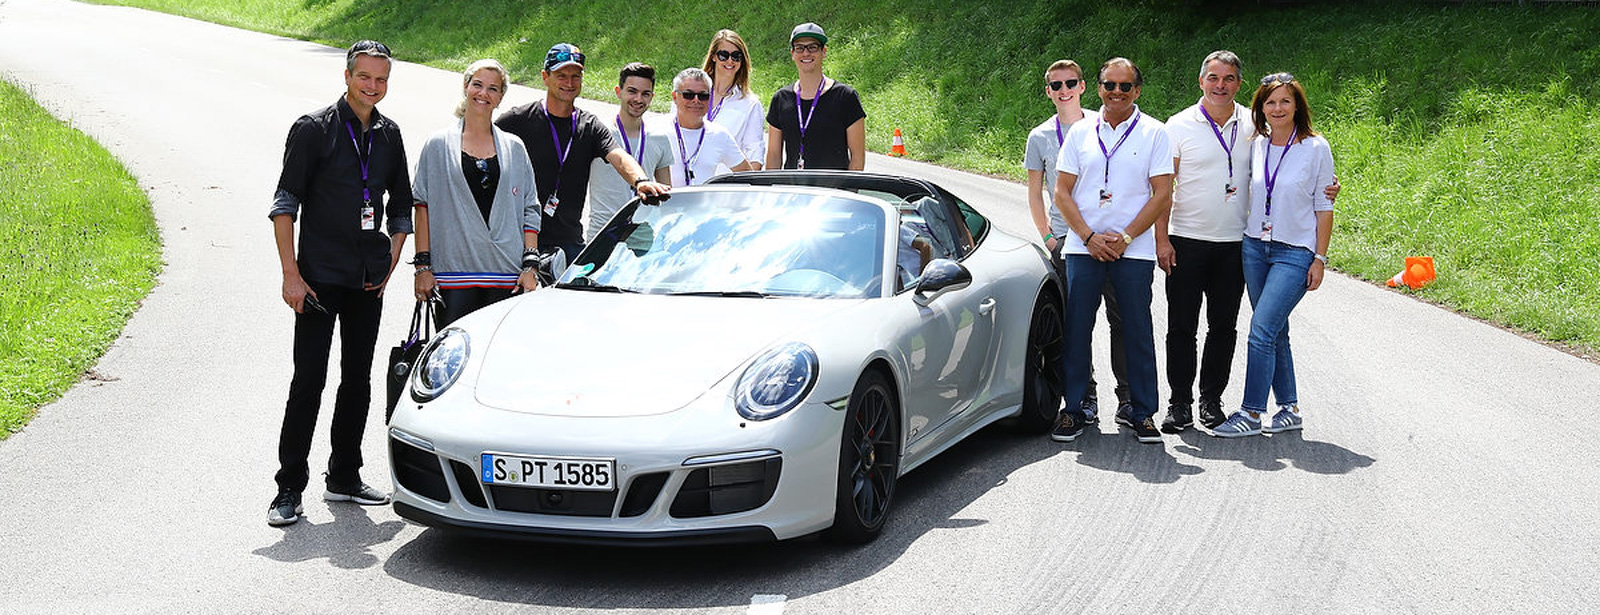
[412,59,543,326]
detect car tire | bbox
[826,369,900,545]
[1016,295,1065,433]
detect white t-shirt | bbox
[707,86,766,173]
[1167,101,1256,242]
[1022,109,1100,237]
[586,116,672,242]
[1055,106,1173,261]
[660,118,746,186]
[1246,133,1334,252]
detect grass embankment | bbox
[0,80,162,438]
[93,0,1600,356]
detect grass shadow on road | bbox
[253,503,407,570]
[378,423,1058,609]
[1169,430,1376,474]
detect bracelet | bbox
[1081,232,1094,245]
[630,176,650,188]
[1043,233,1055,242]
[411,251,432,266]
[521,252,541,269]
[413,265,432,274]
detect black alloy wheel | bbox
[826,370,900,544]
[1017,295,1065,432]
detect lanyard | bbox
[1095,111,1140,185]
[1054,117,1063,148]
[1261,128,1298,217]
[615,114,643,158]
[1199,105,1239,184]
[674,120,707,185]
[707,86,735,122]
[544,103,577,201]
[793,77,826,166]
[344,121,373,206]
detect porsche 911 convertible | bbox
[388,171,1065,545]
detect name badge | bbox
[543,196,559,217]
[1260,221,1273,242]
[1098,189,1113,209]
[360,205,376,231]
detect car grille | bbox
[391,439,450,504]
[670,458,783,519]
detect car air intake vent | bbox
[391,439,450,504]
[670,458,782,518]
[620,472,669,517]
[448,460,489,508]
[488,485,617,517]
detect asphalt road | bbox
[3,1,1597,613]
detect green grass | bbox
[0,80,162,438]
[83,0,1600,355]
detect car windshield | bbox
[562,189,886,298]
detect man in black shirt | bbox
[496,43,669,262]
[765,23,867,170]
[266,40,411,526]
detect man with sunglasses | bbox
[1025,59,1133,427]
[1050,57,1173,445]
[587,63,673,242]
[267,40,411,526]
[664,68,754,186]
[496,43,670,264]
[765,23,866,171]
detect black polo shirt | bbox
[766,83,867,170]
[495,103,618,247]
[270,97,413,288]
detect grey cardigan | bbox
[412,121,540,275]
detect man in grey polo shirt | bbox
[587,62,672,241]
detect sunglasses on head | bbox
[678,90,711,101]
[714,49,746,62]
[548,50,585,66]
[347,40,392,61]
[791,42,823,54]
[1048,79,1081,91]
[1260,72,1296,86]
[1100,81,1137,93]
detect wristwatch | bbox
[1313,253,1329,265]
[1120,231,1134,245]
[630,176,650,188]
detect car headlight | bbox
[734,342,819,421]
[410,328,470,402]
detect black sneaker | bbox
[1197,398,1227,430]
[1161,403,1193,434]
[1050,411,1086,442]
[1079,398,1100,424]
[1113,401,1135,427]
[268,490,302,527]
[1132,417,1162,444]
[325,480,391,506]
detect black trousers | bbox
[438,286,515,328]
[1164,235,1245,407]
[275,282,383,493]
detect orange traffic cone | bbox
[1387,256,1436,290]
[889,128,907,157]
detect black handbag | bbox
[385,298,436,422]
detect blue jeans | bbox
[1240,237,1313,413]
[1060,255,1158,422]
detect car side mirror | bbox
[913,259,971,306]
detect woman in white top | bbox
[700,29,765,171]
[1212,72,1335,438]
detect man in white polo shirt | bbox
[587,62,673,242]
[662,67,751,186]
[1049,57,1173,445]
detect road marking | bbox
[748,593,787,615]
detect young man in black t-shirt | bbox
[765,23,867,171]
[496,43,669,262]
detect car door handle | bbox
[978,297,997,315]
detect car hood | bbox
[471,290,859,417]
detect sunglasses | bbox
[1260,72,1296,86]
[546,50,585,67]
[474,158,491,189]
[1048,79,1082,91]
[678,90,712,101]
[714,49,746,62]
[791,43,823,54]
[1100,81,1137,93]
[347,40,392,60]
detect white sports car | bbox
[388,171,1065,545]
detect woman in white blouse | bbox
[1212,72,1335,438]
[700,29,765,171]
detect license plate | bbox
[480,453,616,491]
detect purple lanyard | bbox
[673,120,707,184]
[1054,117,1064,148]
[793,77,825,164]
[615,114,643,158]
[344,121,373,205]
[1261,128,1298,216]
[707,86,734,122]
[544,103,578,199]
[1199,105,1239,183]
[1096,112,1140,185]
